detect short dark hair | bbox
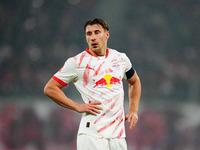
[84,18,109,32]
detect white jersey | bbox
[53,48,133,139]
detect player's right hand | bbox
[75,101,103,115]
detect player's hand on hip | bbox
[125,112,138,130]
[76,101,102,115]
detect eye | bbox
[86,32,92,36]
[95,30,100,34]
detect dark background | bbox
[0,0,200,149]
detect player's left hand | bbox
[125,112,138,130]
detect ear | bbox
[106,31,110,39]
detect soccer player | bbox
[44,18,141,150]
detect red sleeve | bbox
[52,76,68,86]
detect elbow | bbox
[135,73,141,85]
[44,78,62,98]
[137,76,141,85]
[136,76,141,89]
[44,84,50,96]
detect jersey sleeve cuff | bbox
[52,76,68,86]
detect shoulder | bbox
[65,50,88,66]
[72,50,86,60]
[108,48,129,61]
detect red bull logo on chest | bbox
[93,75,121,88]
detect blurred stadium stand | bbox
[0,0,200,149]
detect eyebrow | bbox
[86,29,101,34]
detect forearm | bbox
[128,76,141,113]
[44,78,103,115]
[44,85,78,111]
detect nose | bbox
[91,33,96,41]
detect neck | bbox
[89,48,107,57]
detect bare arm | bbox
[125,71,141,130]
[44,78,102,115]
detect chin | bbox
[91,47,99,52]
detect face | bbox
[85,24,109,56]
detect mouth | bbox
[91,43,98,48]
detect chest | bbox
[76,56,126,87]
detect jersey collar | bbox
[86,48,109,58]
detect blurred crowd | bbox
[0,102,79,150]
[0,0,199,102]
[0,101,200,150]
[1,1,200,149]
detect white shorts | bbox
[77,134,128,150]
